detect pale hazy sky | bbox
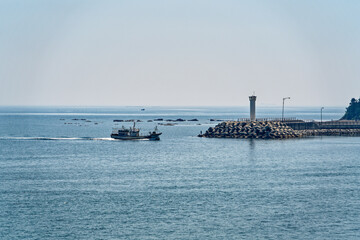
[1,0,359,106]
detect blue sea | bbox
[0,106,359,239]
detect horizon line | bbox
[0,104,347,108]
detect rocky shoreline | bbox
[198,121,360,139]
[113,118,199,123]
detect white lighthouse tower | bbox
[249,94,257,121]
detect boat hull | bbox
[111,133,161,141]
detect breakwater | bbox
[286,120,360,130]
[300,129,360,137]
[199,121,301,139]
[199,121,360,139]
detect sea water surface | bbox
[0,106,359,239]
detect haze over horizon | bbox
[1,0,359,107]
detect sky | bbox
[0,0,359,106]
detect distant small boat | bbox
[141,108,145,111]
[111,122,161,140]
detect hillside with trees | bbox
[341,98,360,120]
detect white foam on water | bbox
[90,138,116,141]
[0,137,117,141]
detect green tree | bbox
[341,98,360,120]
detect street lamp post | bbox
[282,97,290,121]
[321,107,324,125]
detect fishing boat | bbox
[111,122,162,140]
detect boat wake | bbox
[0,137,117,141]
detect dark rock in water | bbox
[166,119,175,122]
[210,119,216,121]
[72,118,79,121]
[147,120,153,122]
[154,118,163,121]
[158,123,176,126]
[113,120,124,122]
[188,119,199,121]
[125,120,134,122]
[137,120,142,122]
[176,118,186,122]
